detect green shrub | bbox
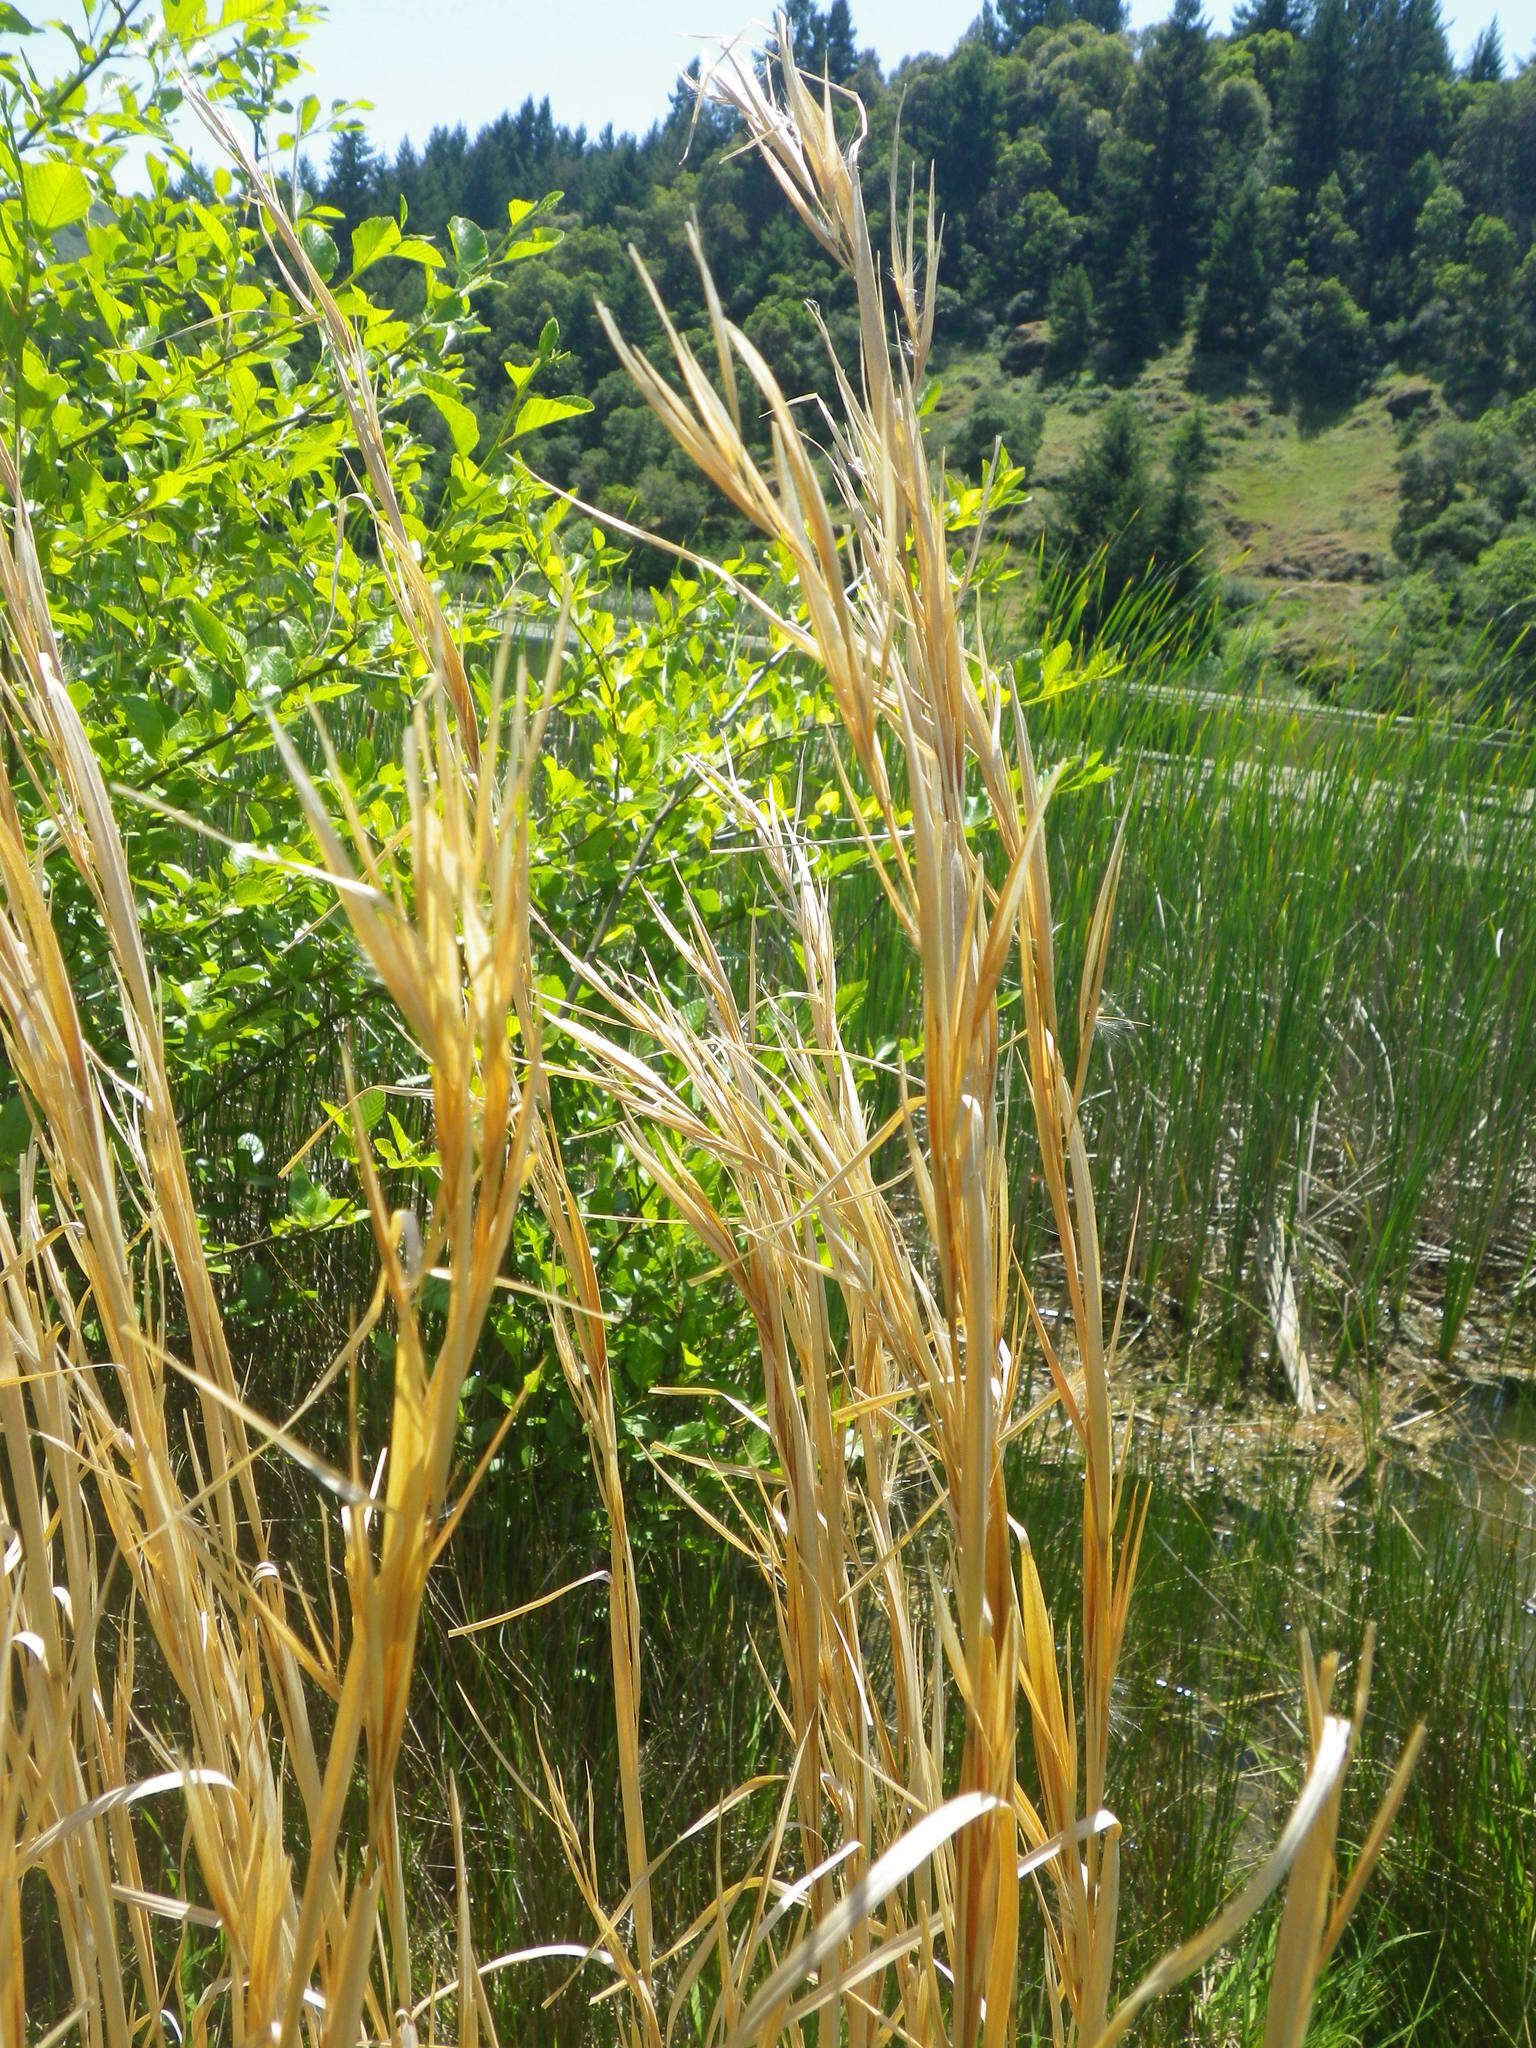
[1464,530,1536,684]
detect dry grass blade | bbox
[0,131,576,2047]
[0,15,1422,2048]
[186,82,482,768]
[572,13,1421,2048]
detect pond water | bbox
[1441,1378,1536,1642]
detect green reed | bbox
[831,616,1536,1379]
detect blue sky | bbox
[293,0,1532,158]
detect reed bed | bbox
[1019,665,1536,1372]
[808,608,1536,1386]
[0,16,1431,2047]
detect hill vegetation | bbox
[299,0,1536,701]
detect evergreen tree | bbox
[1438,211,1517,404]
[1094,125,1149,276]
[391,137,421,222]
[1046,263,1095,375]
[1124,0,1216,329]
[1282,0,1351,203]
[997,0,1060,37]
[910,38,1003,220]
[976,1,1007,51]
[1304,275,1373,403]
[1411,179,1466,298]
[1148,405,1214,603]
[1075,0,1130,29]
[1466,19,1504,80]
[1197,175,1270,353]
[824,0,858,81]
[1101,225,1156,371]
[785,0,858,81]
[1351,0,1453,308]
[1514,247,1536,384]
[1058,395,1155,608]
[666,57,730,152]
[785,0,821,62]
[996,0,1127,41]
[322,126,380,232]
[1305,172,1360,288]
[1232,0,1306,32]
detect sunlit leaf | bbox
[21,160,90,236]
[351,215,401,276]
[424,385,479,456]
[448,215,488,273]
[514,393,592,438]
[298,219,339,282]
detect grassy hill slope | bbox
[932,342,1433,675]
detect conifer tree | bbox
[1149,405,1214,604]
[1466,19,1504,80]
[1060,394,1155,610]
[1101,225,1157,370]
[1046,263,1095,376]
[323,125,380,232]
[824,0,858,80]
[785,0,858,81]
[1126,0,1216,327]
[1232,0,1306,33]
[1198,177,1271,354]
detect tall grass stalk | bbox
[0,350,566,2037]
[554,16,1422,2046]
[0,21,1427,2047]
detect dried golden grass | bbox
[0,333,563,2043]
[0,18,1423,2048]
[555,15,1424,2048]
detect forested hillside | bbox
[292,0,1536,699]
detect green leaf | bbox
[21,160,90,236]
[298,219,339,282]
[424,385,479,456]
[121,695,164,756]
[240,1260,273,1310]
[0,7,37,31]
[514,393,592,438]
[505,228,558,260]
[448,215,488,273]
[246,645,294,703]
[185,596,241,670]
[288,1166,339,1227]
[350,215,401,276]
[0,1095,30,1159]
